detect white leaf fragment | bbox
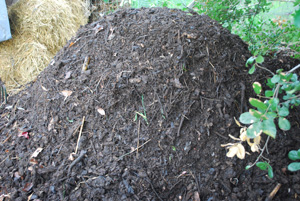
[97,107,105,116]
[30,147,43,158]
[61,90,72,101]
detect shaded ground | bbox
[0,7,300,201]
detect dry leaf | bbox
[97,107,105,116]
[0,194,11,201]
[173,78,184,88]
[41,85,48,91]
[226,143,245,159]
[64,71,72,80]
[22,183,33,192]
[48,117,54,131]
[61,90,72,101]
[69,42,75,47]
[30,147,43,158]
[69,152,76,161]
[29,158,38,165]
[14,172,21,180]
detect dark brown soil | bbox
[1,7,300,201]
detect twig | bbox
[265,183,281,201]
[118,139,151,160]
[144,177,163,201]
[75,116,85,154]
[2,134,12,144]
[288,64,300,73]
[0,156,9,166]
[67,150,87,176]
[256,64,275,76]
[136,120,140,158]
[248,136,270,169]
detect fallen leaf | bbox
[226,143,245,159]
[0,194,11,201]
[97,107,105,116]
[22,182,33,192]
[61,90,72,101]
[14,172,21,180]
[64,71,72,80]
[69,152,75,161]
[173,78,184,88]
[48,117,54,131]
[194,191,200,201]
[30,148,43,158]
[18,132,29,139]
[29,158,38,165]
[41,85,48,91]
[69,42,75,47]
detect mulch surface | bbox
[1,7,300,201]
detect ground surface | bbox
[0,7,300,201]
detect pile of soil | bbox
[0,7,300,201]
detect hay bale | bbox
[0,0,89,93]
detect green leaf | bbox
[262,119,277,138]
[276,69,284,74]
[277,106,289,117]
[253,82,262,95]
[256,162,267,170]
[256,55,264,64]
[266,112,277,119]
[271,75,280,84]
[291,73,298,82]
[265,90,274,97]
[239,112,259,124]
[278,117,291,131]
[249,109,264,119]
[269,98,279,111]
[288,150,300,161]
[172,146,176,151]
[268,166,274,178]
[246,121,262,139]
[248,65,256,74]
[267,78,275,88]
[249,98,268,111]
[288,162,300,172]
[246,57,255,67]
[286,73,293,82]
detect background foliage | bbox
[122,0,300,58]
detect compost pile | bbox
[0,7,300,201]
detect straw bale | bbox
[0,0,89,93]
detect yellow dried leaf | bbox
[234,117,242,127]
[229,134,240,141]
[247,136,261,152]
[226,143,245,159]
[236,144,245,159]
[239,128,248,141]
[226,146,238,158]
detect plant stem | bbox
[288,64,300,73]
[256,64,274,75]
[248,136,270,169]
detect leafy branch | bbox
[222,56,300,177]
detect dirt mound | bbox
[1,7,299,200]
